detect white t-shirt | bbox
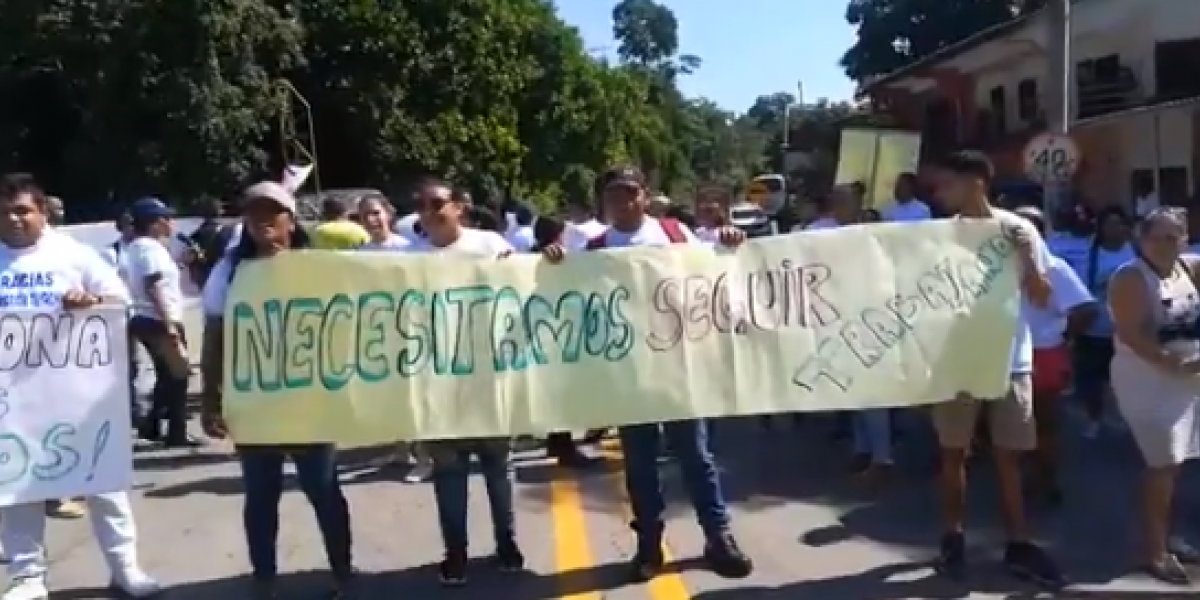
[0,231,129,311]
[359,234,412,251]
[100,239,133,291]
[1047,232,1090,267]
[593,217,701,248]
[1027,255,1094,348]
[202,257,234,318]
[882,199,932,221]
[125,237,185,322]
[1135,193,1160,217]
[506,225,536,252]
[562,219,607,250]
[409,227,513,256]
[801,217,840,230]
[991,208,1053,373]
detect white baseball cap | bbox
[243,181,297,213]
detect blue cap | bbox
[129,197,175,220]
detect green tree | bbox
[840,0,1039,83]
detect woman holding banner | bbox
[0,173,161,600]
[200,182,356,599]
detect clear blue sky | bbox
[554,0,857,113]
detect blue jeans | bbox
[619,420,730,542]
[851,410,892,464]
[428,439,515,553]
[237,444,353,579]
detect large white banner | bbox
[0,308,133,506]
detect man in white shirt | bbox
[929,151,1063,587]
[124,198,192,448]
[541,165,754,583]
[0,173,160,600]
[405,177,524,587]
[881,172,932,221]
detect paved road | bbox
[22,407,1200,600]
[12,306,1197,599]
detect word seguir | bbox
[231,286,635,392]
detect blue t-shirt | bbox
[1072,242,1135,337]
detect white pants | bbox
[1,493,140,580]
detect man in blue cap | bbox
[125,197,194,447]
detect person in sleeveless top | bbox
[1108,207,1200,584]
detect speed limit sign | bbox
[1023,133,1080,182]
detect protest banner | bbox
[0,308,133,506]
[223,219,1020,445]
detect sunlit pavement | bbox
[20,305,1200,599]
[17,408,1198,600]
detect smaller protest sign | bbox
[0,308,133,506]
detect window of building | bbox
[1129,167,1190,206]
[988,86,1007,134]
[1155,39,1200,100]
[1017,79,1039,122]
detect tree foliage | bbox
[840,0,1046,83]
[0,0,813,217]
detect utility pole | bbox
[1044,0,1071,219]
[781,81,804,175]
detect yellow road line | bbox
[599,439,692,600]
[549,471,602,600]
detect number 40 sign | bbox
[1023,133,1080,183]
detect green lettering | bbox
[440,285,493,375]
[490,286,529,372]
[319,294,355,391]
[281,298,322,389]
[356,292,394,383]
[396,290,429,377]
[582,292,611,356]
[604,287,635,361]
[231,300,284,392]
[524,292,586,365]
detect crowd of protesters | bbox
[2,149,1200,600]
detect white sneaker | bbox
[404,460,433,484]
[110,567,163,598]
[2,577,48,600]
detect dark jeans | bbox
[237,444,353,579]
[1072,334,1114,418]
[619,420,730,542]
[428,438,515,554]
[129,316,189,441]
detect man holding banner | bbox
[0,173,160,600]
[929,152,1065,588]
[542,165,754,582]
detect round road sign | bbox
[1023,133,1080,182]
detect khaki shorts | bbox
[931,374,1035,451]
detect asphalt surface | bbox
[14,305,1200,599]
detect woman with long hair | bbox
[1109,207,1200,584]
[200,182,355,599]
[357,194,410,250]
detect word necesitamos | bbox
[0,313,115,371]
[230,286,634,392]
[792,234,1014,392]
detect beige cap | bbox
[243,181,297,213]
